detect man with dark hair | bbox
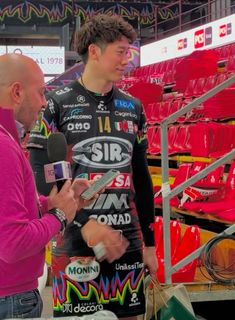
[29,14,157,320]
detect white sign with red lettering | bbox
[141,13,235,66]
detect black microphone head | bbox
[47,132,67,162]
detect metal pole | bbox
[179,0,182,33]
[207,0,211,23]
[154,5,158,41]
[160,121,172,283]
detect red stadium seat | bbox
[171,125,191,154]
[144,103,154,124]
[158,100,172,121]
[184,79,197,98]
[193,77,206,96]
[154,216,163,251]
[168,126,179,154]
[156,220,182,282]
[216,208,235,222]
[204,74,217,92]
[146,125,157,153]
[182,162,235,213]
[227,55,235,71]
[148,126,161,155]
[154,163,191,206]
[151,102,162,123]
[172,225,200,282]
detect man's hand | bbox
[47,180,77,224]
[71,178,100,210]
[81,219,129,263]
[143,246,158,279]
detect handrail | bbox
[150,0,235,41]
[160,73,235,284]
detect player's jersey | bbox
[28,80,148,256]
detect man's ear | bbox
[11,82,24,104]
[88,43,101,61]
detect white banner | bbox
[141,13,235,66]
[0,46,65,75]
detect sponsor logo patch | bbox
[65,259,100,282]
[72,136,132,168]
[114,99,135,110]
[90,172,131,188]
[55,87,73,95]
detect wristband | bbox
[49,208,67,232]
[73,211,90,228]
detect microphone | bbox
[44,132,72,191]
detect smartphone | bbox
[80,169,120,200]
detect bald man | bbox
[0,53,94,319]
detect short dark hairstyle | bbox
[75,14,137,63]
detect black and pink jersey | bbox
[28,80,153,256]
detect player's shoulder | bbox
[46,80,78,101]
[113,87,142,109]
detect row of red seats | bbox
[144,98,204,124]
[181,162,235,222]
[226,54,235,71]
[147,122,235,157]
[117,71,174,90]
[154,216,200,283]
[154,161,235,222]
[183,72,229,98]
[143,72,235,124]
[203,85,235,120]
[116,76,142,90]
[133,43,235,81]
[147,125,191,155]
[132,57,182,78]
[154,162,225,207]
[190,122,235,157]
[214,43,235,60]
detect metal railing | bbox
[150,0,235,41]
[160,73,235,284]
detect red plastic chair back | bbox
[193,77,206,96]
[184,79,197,98]
[172,163,192,188]
[168,126,178,154]
[144,103,154,124]
[189,161,207,185]
[148,127,161,155]
[173,225,200,263]
[154,216,163,251]
[156,220,181,260]
[172,225,200,282]
[146,126,157,150]
[172,125,190,154]
[151,102,161,123]
[224,162,235,198]
[156,220,182,282]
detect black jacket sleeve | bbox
[132,147,155,247]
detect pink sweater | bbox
[0,107,61,296]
